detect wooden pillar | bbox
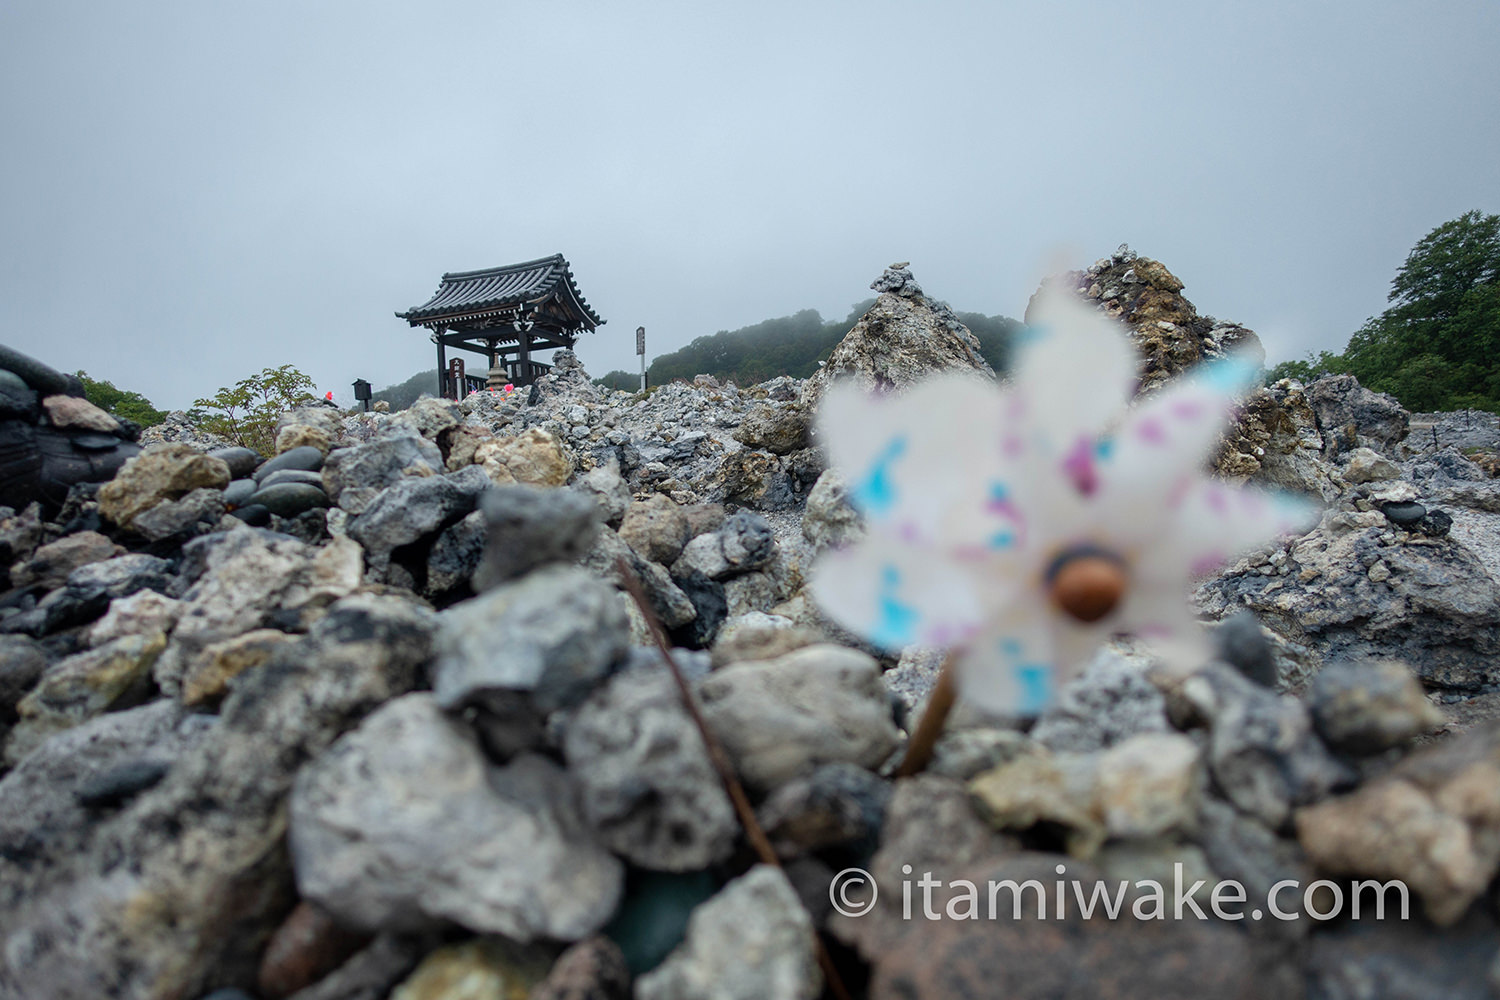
[435,331,448,399]
[518,329,532,385]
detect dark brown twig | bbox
[615,558,853,1000]
[894,653,958,778]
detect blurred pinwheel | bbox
[810,284,1317,716]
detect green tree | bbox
[1269,211,1500,411]
[190,364,317,455]
[74,371,167,427]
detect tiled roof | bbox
[397,254,604,328]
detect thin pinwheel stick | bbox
[894,654,958,778]
[615,558,853,1000]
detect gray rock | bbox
[385,396,462,441]
[635,865,820,1000]
[756,762,890,859]
[800,470,862,554]
[562,666,737,871]
[253,445,325,482]
[827,774,1016,959]
[0,635,48,727]
[129,487,227,541]
[472,483,601,591]
[431,565,628,715]
[697,643,901,792]
[619,494,691,565]
[574,462,631,527]
[346,466,489,576]
[78,551,175,595]
[320,433,444,515]
[1182,664,1355,829]
[1211,611,1278,687]
[1198,796,1314,932]
[12,531,121,590]
[289,693,622,941]
[0,700,212,865]
[710,612,820,669]
[423,507,486,597]
[1306,909,1499,999]
[1341,446,1402,483]
[153,527,364,696]
[801,266,994,408]
[1197,511,1500,692]
[670,511,775,582]
[579,527,697,630]
[732,403,809,455]
[1305,374,1410,460]
[5,631,166,764]
[1030,650,1170,753]
[1308,659,1445,755]
[0,594,435,999]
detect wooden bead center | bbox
[1047,551,1126,623]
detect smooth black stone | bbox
[68,433,126,452]
[221,479,258,508]
[207,446,261,479]
[1380,501,1427,526]
[258,468,324,490]
[247,482,329,518]
[252,446,324,483]
[227,503,272,527]
[75,759,171,809]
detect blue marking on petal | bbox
[1200,356,1257,393]
[850,436,908,517]
[1094,437,1114,460]
[999,637,1023,658]
[1016,323,1049,347]
[988,530,1013,549]
[871,564,920,647]
[1013,663,1053,715]
[988,481,1009,502]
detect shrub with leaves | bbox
[189,364,317,455]
[75,371,168,427]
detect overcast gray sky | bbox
[2,1,1497,410]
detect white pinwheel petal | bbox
[954,602,1068,716]
[1096,352,1261,537]
[1131,479,1320,586]
[809,528,1002,650]
[1009,285,1139,471]
[1111,588,1215,684]
[816,373,1021,551]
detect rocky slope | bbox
[1,260,1498,999]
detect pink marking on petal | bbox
[1190,553,1226,576]
[1061,436,1099,497]
[1137,623,1174,640]
[1002,434,1025,458]
[897,521,922,542]
[1205,487,1228,515]
[1137,417,1168,444]
[1171,399,1206,420]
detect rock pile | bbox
[1,259,1498,999]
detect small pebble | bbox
[75,759,171,809]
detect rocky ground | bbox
[2,255,1499,999]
